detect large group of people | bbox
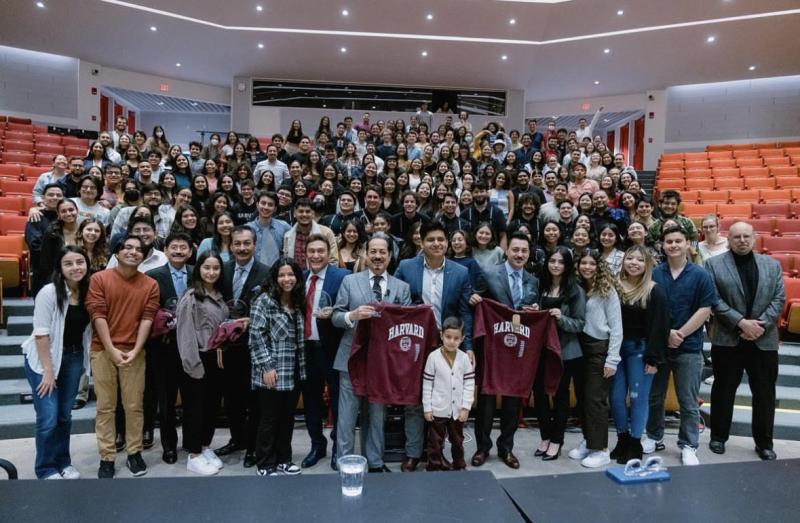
[20,109,785,480]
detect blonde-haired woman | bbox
[609,246,670,463]
[697,214,728,265]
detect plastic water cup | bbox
[338,455,367,497]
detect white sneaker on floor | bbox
[187,455,219,476]
[202,448,223,470]
[704,375,715,385]
[581,450,611,468]
[278,462,301,475]
[681,447,700,466]
[60,466,81,479]
[568,440,590,460]
[44,472,63,480]
[642,437,663,454]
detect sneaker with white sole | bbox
[568,440,590,460]
[60,466,81,479]
[44,472,63,480]
[642,437,665,454]
[581,450,611,468]
[681,447,700,466]
[187,455,219,476]
[277,462,301,475]
[256,466,279,476]
[201,448,223,470]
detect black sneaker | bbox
[98,460,115,479]
[256,466,279,477]
[126,452,148,477]
[277,462,301,475]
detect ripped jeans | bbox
[610,338,654,439]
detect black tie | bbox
[372,275,383,302]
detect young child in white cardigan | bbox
[422,317,475,471]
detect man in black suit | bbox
[144,232,193,464]
[300,234,350,469]
[468,232,540,470]
[214,226,270,468]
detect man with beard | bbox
[461,181,508,249]
[111,183,169,240]
[438,193,471,235]
[283,198,338,267]
[26,183,64,295]
[648,190,698,246]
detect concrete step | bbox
[0,355,25,379]
[704,344,800,367]
[700,405,800,441]
[0,379,31,405]
[6,316,32,336]
[2,298,34,322]
[699,383,800,411]
[0,403,96,440]
[0,335,27,356]
[743,365,800,388]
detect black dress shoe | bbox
[72,399,87,410]
[243,451,258,468]
[115,433,125,452]
[542,443,561,461]
[215,441,246,456]
[142,430,154,450]
[301,448,326,469]
[755,447,777,460]
[331,454,339,471]
[162,449,178,464]
[368,465,391,473]
[709,440,726,455]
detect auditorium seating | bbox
[0,235,29,293]
[753,203,792,218]
[781,277,800,334]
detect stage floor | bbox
[2,421,800,480]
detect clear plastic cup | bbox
[338,454,367,497]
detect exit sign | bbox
[160,83,169,92]
[581,102,591,111]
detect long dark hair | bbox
[539,246,576,299]
[52,245,91,313]
[189,250,225,300]
[264,257,305,312]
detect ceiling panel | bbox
[103,87,230,113]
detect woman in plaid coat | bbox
[249,257,307,476]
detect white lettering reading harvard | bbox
[492,321,530,338]
[388,323,425,340]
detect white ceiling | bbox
[1,0,799,102]
[103,86,230,113]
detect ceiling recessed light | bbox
[255,4,263,12]
[749,65,756,71]
[501,54,508,61]
[594,80,600,85]
[603,48,611,54]
[257,43,264,49]
[707,35,716,43]
[340,47,347,53]
[175,62,181,67]
[421,50,428,57]
[341,9,349,16]
[509,18,516,25]
[617,9,624,15]
[426,13,433,20]
[149,26,157,31]
[36,1,45,8]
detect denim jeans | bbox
[24,351,84,479]
[610,339,655,439]
[646,350,703,449]
[337,371,385,468]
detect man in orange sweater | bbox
[86,235,160,479]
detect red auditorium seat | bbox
[712,167,740,178]
[0,165,22,178]
[737,158,763,168]
[4,131,34,142]
[22,166,49,180]
[776,178,800,190]
[709,159,736,169]
[2,140,34,153]
[684,152,708,161]
[32,125,48,134]
[707,150,733,159]
[763,236,800,255]
[769,189,795,202]
[657,180,684,193]
[734,149,760,159]
[753,203,791,218]
[661,153,684,162]
[764,156,791,167]
[686,178,714,191]
[659,161,684,170]
[775,219,800,237]
[659,168,684,178]
[34,153,55,166]
[0,197,23,216]
[745,177,775,190]
[685,160,710,170]
[698,190,728,203]
[780,278,800,333]
[771,254,797,277]
[0,214,28,235]
[1,152,35,165]
[61,136,89,147]
[740,166,769,178]
[725,217,774,236]
[63,145,87,158]
[5,122,33,133]
[6,116,31,125]
[728,189,761,203]
[784,147,800,157]
[33,134,62,145]
[759,148,785,158]
[717,203,752,218]
[752,142,778,150]
[34,143,64,155]
[0,179,36,197]
[714,178,743,190]
[679,191,700,203]
[771,166,799,177]
[685,168,712,179]
[706,145,732,152]
[791,203,800,218]
[681,202,717,217]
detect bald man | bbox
[704,222,785,460]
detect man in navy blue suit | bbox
[301,234,350,469]
[394,220,473,471]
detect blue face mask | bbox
[465,136,473,143]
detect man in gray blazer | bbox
[332,233,412,472]
[705,222,785,460]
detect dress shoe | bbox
[471,451,488,467]
[534,442,549,457]
[142,430,154,450]
[709,440,726,455]
[115,433,125,452]
[243,451,258,468]
[301,448,326,469]
[542,444,561,461]
[72,399,87,410]
[500,452,520,469]
[162,449,178,464]
[368,465,391,473]
[330,454,339,471]
[400,457,420,472]
[215,441,245,456]
[755,447,777,461]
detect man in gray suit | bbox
[332,233,412,472]
[468,232,540,469]
[705,221,785,460]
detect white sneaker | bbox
[568,440,590,460]
[60,466,81,479]
[277,462,301,475]
[44,472,63,480]
[681,447,700,466]
[202,448,223,470]
[187,455,219,476]
[642,437,663,454]
[581,450,611,468]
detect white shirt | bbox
[422,257,445,328]
[306,265,327,341]
[253,158,289,187]
[422,349,475,419]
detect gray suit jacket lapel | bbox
[358,271,374,303]
[722,254,745,304]
[496,267,514,305]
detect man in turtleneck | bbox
[704,222,785,461]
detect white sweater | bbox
[422,349,475,420]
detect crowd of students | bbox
[20,110,784,480]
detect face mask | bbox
[210,139,219,145]
[125,189,140,202]
[465,136,473,143]
[156,132,164,138]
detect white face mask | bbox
[156,132,164,138]
[210,138,219,145]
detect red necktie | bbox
[304,274,318,339]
